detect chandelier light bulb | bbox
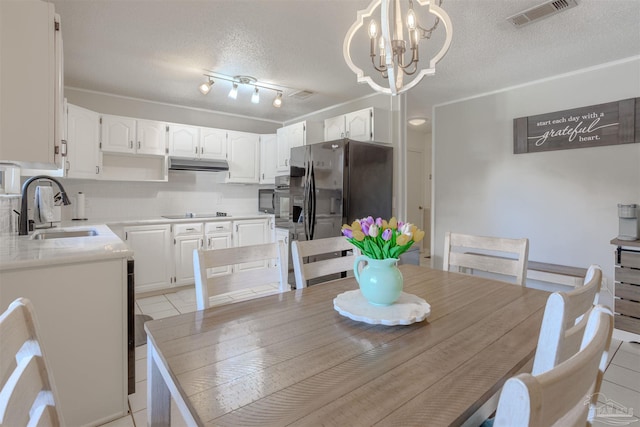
[228,82,239,99]
[407,8,417,30]
[251,87,260,104]
[368,20,378,39]
[272,92,283,108]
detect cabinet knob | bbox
[137,141,141,149]
[129,141,133,149]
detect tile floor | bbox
[99,267,640,427]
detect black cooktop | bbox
[161,212,228,219]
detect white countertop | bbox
[0,224,132,271]
[1,213,274,271]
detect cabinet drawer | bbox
[615,298,640,318]
[615,314,640,334]
[618,249,640,269]
[174,223,203,236]
[205,221,231,234]
[616,282,640,302]
[615,266,640,286]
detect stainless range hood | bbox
[169,157,229,172]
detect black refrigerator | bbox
[289,139,393,260]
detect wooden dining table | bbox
[145,264,550,426]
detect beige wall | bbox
[432,57,640,292]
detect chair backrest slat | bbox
[291,237,360,289]
[0,298,61,427]
[494,306,613,427]
[532,265,602,375]
[443,231,529,286]
[194,241,286,310]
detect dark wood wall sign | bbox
[513,98,639,154]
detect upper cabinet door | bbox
[200,127,227,160]
[136,119,166,156]
[345,108,372,141]
[168,124,199,158]
[101,115,136,153]
[260,134,277,184]
[0,1,60,168]
[66,104,100,179]
[289,121,306,148]
[324,116,345,141]
[227,131,260,184]
[276,127,289,174]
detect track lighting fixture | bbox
[198,78,214,95]
[273,92,283,108]
[197,72,301,109]
[228,82,239,99]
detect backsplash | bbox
[54,171,266,221]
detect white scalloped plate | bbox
[333,290,431,326]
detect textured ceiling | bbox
[52,0,640,125]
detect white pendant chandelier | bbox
[343,0,452,95]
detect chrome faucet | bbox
[19,175,71,235]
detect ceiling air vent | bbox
[507,0,578,27]
[288,90,315,100]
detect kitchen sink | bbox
[31,229,99,240]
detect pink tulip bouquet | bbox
[341,216,425,260]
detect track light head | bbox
[228,82,239,99]
[198,78,213,95]
[251,87,260,104]
[273,92,283,108]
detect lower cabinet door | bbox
[206,233,233,276]
[124,224,172,293]
[174,234,204,286]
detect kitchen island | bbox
[0,224,132,426]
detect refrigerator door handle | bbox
[310,164,316,240]
[302,151,310,241]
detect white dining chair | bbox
[532,264,603,375]
[493,305,613,427]
[0,297,62,426]
[443,232,529,286]
[291,236,360,289]
[193,241,286,310]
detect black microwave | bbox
[258,189,275,214]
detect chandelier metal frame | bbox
[343,0,453,95]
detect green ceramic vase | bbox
[353,255,403,306]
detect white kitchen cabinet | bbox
[205,221,233,276]
[276,121,306,174]
[275,227,291,290]
[168,124,199,158]
[233,218,271,271]
[124,224,172,293]
[323,108,390,143]
[101,114,166,156]
[65,103,101,179]
[260,134,278,184]
[200,127,227,160]
[227,130,260,183]
[0,1,64,169]
[173,223,205,286]
[168,125,227,160]
[0,257,129,426]
[324,115,345,141]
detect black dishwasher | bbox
[127,258,135,395]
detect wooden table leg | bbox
[147,341,171,426]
